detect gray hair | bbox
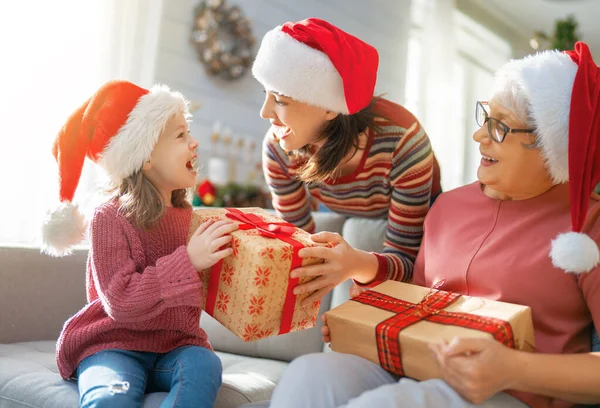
[489,85,541,150]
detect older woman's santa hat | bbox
[252,18,379,115]
[41,80,190,256]
[494,42,600,273]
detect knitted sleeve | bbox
[88,207,203,323]
[360,122,434,287]
[262,130,315,233]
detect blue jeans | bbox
[76,346,222,408]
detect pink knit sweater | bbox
[56,199,211,379]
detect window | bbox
[405,0,512,190]
[0,0,163,245]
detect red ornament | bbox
[197,179,217,206]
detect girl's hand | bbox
[429,337,519,404]
[290,232,377,306]
[187,220,238,271]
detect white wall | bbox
[154,0,412,176]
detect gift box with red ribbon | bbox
[189,207,325,342]
[326,280,535,380]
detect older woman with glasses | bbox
[257,43,600,408]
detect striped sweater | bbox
[263,98,441,286]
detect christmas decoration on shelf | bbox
[196,179,217,206]
[193,179,271,209]
[530,15,580,52]
[198,120,270,207]
[190,0,256,80]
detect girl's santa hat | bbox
[41,80,190,256]
[252,18,379,115]
[494,42,599,273]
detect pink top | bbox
[56,199,210,379]
[413,182,600,408]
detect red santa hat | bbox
[252,18,379,115]
[41,80,190,256]
[494,42,599,273]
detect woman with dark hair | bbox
[252,18,442,305]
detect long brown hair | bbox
[110,171,190,230]
[295,96,385,183]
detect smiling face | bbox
[473,100,553,200]
[142,111,199,203]
[259,90,339,151]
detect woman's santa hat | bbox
[494,42,600,273]
[41,80,190,256]
[252,18,379,115]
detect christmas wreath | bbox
[190,0,256,80]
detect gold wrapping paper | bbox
[189,208,326,342]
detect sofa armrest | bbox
[0,245,88,343]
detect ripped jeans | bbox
[76,346,222,408]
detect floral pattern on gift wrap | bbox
[292,318,311,331]
[260,247,276,260]
[254,266,270,287]
[216,292,230,313]
[231,236,241,257]
[280,246,293,262]
[248,295,266,316]
[243,323,274,342]
[221,263,234,286]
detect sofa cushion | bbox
[0,245,88,344]
[0,341,287,408]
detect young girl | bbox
[252,18,442,305]
[41,80,235,408]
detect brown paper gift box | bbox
[189,207,326,342]
[326,280,535,381]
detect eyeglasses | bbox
[475,101,536,143]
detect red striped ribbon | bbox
[352,288,515,375]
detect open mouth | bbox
[186,157,198,173]
[272,125,292,141]
[481,154,498,164]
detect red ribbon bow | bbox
[225,208,297,238]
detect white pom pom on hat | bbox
[41,80,190,256]
[550,232,600,274]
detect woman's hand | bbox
[429,337,519,404]
[290,232,378,306]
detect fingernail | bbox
[290,272,297,278]
[293,288,300,295]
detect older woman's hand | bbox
[290,232,378,306]
[429,337,519,404]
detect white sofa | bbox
[0,212,388,408]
